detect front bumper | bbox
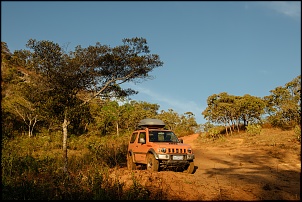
[156,153,194,162]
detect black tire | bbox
[184,161,195,174]
[127,153,136,170]
[146,153,159,172]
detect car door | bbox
[132,131,149,163]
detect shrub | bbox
[207,128,222,140]
[1,131,169,200]
[246,124,262,135]
[294,125,301,142]
[86,134,128,168]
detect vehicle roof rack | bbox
[136,125,165,130]
[137,118,165,129]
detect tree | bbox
[1,45,45,137]
[264,75,301,128]
[201,122,215,133]
[237,94,265,126]
[202,92,234,135]
[202,92,265,134]
[157,109,180,131]
[3,84,40,137]
[1,42,12,62]
[23,37,163,173]
[91,99,120,136]
[179,112,198,136]
[129,100,160,126]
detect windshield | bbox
[149,131,179,143]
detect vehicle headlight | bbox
[158,148,166,153]
[158,154,169,159]
[187,154,194,160]
[188,148,192,153]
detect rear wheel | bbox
[146,153,159,172]
[127,153,136,170]
[184,161,195,174]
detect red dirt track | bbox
[110,130,300,200]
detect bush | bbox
[246,124,262,135]
[294,125,301,142]
[86,134,128,168]
[1,132,168,200]
[206,128,222,140]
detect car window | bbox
[149,131,179,142]
[138,132,146,143]
[149,132,158,142]
[130,132,138,143]
[158,132,165,141]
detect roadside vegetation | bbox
[2,132,160,200]
[1,40,300,200]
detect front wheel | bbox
[184,161,195,174]
[146,153,159,172]
[127,153,136,170]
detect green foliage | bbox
[201,122,215,132]
[294,125,301,142]
[86,134,128,168]
[202,75,300,132]
[202,92,265,135]
[246,124,262,135]
[264,75,301,129]
[156,109,198,137]
[2,37,165,173]
[1,42,12,61]
[1,132,168,200]
[207,128,222,140]
[199,125,225,141]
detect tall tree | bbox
[179,112,198,136]
[23,37,163,173]
[157,109,180,131]
[1,43,46,137]
[202,92,265,133]
[264,75,301,128]
[237,94,265,126]
[1,42,12,62]
[202,92,234,134]
[2,81,42,137]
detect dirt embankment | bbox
[110,130,301,200]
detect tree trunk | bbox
[228,121,233,135]
[30,116,38,137]
[28,125,32,137]
[231,120,235,132]
[62,115,70,173]
[224,120,229,135]
[224,126,228,135]
[116,122,119,136]
[236,119,240,132]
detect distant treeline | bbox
[1,41,300,140]
[202,74,300,134]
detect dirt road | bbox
[110,130,301,200]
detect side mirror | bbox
[139,137,146,144]
[179,138,183,143]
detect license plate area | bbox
[172,155,184,160]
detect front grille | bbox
[168,148,186,153]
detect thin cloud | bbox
[259,1,301,19]
[124,84,206,118]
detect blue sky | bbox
[2,1,301,124]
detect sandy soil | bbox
[109,129,301,200]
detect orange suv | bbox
[127,118,195,174]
